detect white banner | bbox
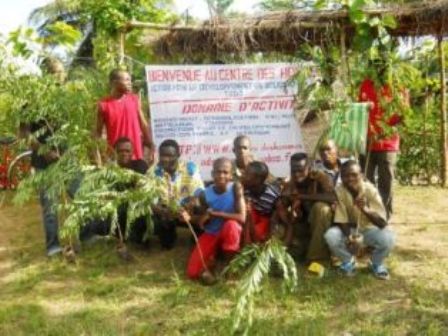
[146,63,304,178]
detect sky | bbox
[0,0,261,75]
[0,0,50,35]
[0,0,262,36]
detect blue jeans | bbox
[39,188,60,252]
[324,226,395,265]
[38,170,82,253]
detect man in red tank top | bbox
[96,69,153,161]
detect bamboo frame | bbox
[126,20,332,32]
[119,30,126,66]
[438,36,448,187]
[339,24,349,87]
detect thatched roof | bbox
[138,0,448,59]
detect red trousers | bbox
[187,220,242,279]
[245,209,270,244]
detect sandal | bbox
[339,258,356,277]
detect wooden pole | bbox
[340,25,348,85]
[339,24,355,98]
[423,73,429,183]
[125,20,331,32]
[438,36,448,187]
[119,31,126,66]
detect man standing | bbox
[97,69,153,161]
[151,139,204,249]
[20,57,67,257]
[324,160,395,280]
[359,59,406,217]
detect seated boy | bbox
[79,137,148,246]
[186,157,246,282]
[324,160,395,279]
[276,153,336,263]
[241,161,280,244]
[151,139,204,249]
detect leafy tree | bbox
[0,1,179,249]
[28,0,88,62]
[29,0,175,68]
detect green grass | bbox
[0,186,447,335]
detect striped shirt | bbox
[245,184,280,216]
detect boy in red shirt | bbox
[96,69,153,161]
[241,161,280,244]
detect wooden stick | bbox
[438,36,448,187]
[340,24,348,86]
[185,217,209,273]
[423,54,430,183]
[116,216,125,244]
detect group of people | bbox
[81,134,396,283]
[29,63,400,284]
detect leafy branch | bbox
[225,238,298,334]
[61,164,167,241]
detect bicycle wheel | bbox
[7,150,33,189]
[0,137,17,190]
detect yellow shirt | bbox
[334,181,386,230]
[150,160,204,204]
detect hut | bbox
[131,1,448,59]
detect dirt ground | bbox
[0,186,447,335]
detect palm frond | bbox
[225,238,298,334]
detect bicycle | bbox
[0,135,33,190]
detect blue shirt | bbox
[204,183,235,235]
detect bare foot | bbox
[116,244,133,262]
[200,270,217,286]
[63,246,76,263]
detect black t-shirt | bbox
[126,160,148,175]
[116,160,149,192]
